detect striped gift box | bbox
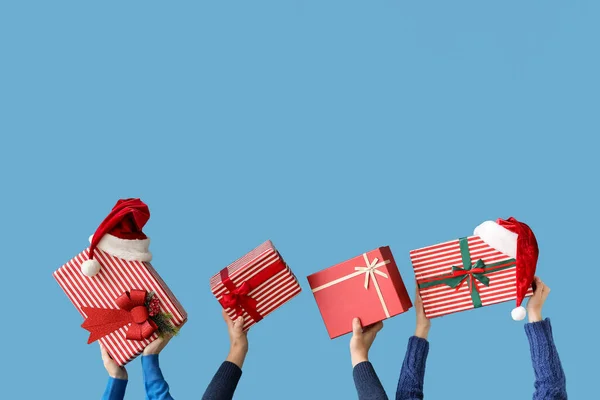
[53,248,187,366]
[410,236,533,319]
[210,241,302,331]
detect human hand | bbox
[143,335,173,356]
[350,318,383,367]
[223,310,248,368]
[100,344,128,380]
[527,276,551,323]
[414,287,431,339]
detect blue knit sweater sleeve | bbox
[202,361,243,400]
[396,336,429,400]
[102,377,127,400]
[525,318,567,400]
[353,361,389,400]
[143,355,174,400]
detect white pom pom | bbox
[511,306,527,321]
[81,259,101,277]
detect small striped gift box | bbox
[54,248,187,366]
[409,236,533,319]
[210,241,302,331]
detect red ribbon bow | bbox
[220,281,256,309]
[452,267,485,291]
[219,272,264,323]
[81,289,158,344]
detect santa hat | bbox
[473,217,539,321]
[81,198,153,277]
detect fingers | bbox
[532,276,551,302]
[533,276,546,296]
[369,321,384,334]
[362,321,383,337]
[352,318,363,337]
[222,309,234,327]
[155,335,173,347]
[100,343,108,361]
[232,316,245,333]
[542,282,551,301]
[415,283,425,312]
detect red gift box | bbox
[210,240,302,331]
[307,247,412,339]
[53,248,187,366]
[409,236,534,319]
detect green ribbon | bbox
[417,238,516,308]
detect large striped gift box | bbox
[53,248,187,366]
[210,241,302,331]
[410,236,533,319]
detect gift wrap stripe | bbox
[54,249,186,366]
[210,244,301,331]
[209,241,276,286]
[410,237,533,319]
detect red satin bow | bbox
[452,267,484,292]
[219,271,264,323]
[81,289,158,344]
[220,281,258,311]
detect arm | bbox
[396,288,430,400]
[350,318,388,400]
[142,355,173,400]
[142,336,175,400]
[202,361,243,400]
[202,311,248,400]
[100,344,128,400]
[102,378,127,400]
[526,277,567,400]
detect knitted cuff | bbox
[405,336,430,371]
[216,361,243,381]
[353,361,380,383]
[142,354,165,383]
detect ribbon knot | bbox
[354,254,390,290]
[220,281,256,310]
[81,289,158,344]
[449,259,491,291]
[354,253,391,318]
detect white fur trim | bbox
[473,221,518,258]
[88,233,152,262]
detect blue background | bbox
[1,1,598,398]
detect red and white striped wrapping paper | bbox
[53,248,187,366]
[210,241,302,331]
[409,236,533,319]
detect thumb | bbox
[352,318,363,337]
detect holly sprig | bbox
[145,291,180,338]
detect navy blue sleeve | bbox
[102,377,127,400]
[525,318,567,400]
[202,361,243,400]
[353,361,389,400]
[396,336,429,400]
[142,354,174,400]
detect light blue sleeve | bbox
[102,377,127,400]
[143,354,174,400]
